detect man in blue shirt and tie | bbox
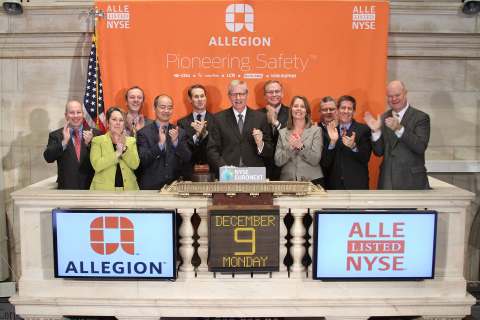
[136,94,191,190]
[321,95,372,190]
[44,101,102,189]
[177,84,213,180]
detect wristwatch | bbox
[299,145,305,151]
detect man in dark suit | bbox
[258,80,289,181]
[43,101,102,189]
[322,95,372,190]
[207,80,273,175]
[177,84,213,180]
[124,86,154,137]
[136,94,191,190]
[364,81,430,190]
[318,96,338,189]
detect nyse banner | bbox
[313,211,437,280]
[209,206,279,272]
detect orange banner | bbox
[96,0,389,189]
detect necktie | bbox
[342,127,347,138]
[133,119,138,137]
[73,130,81,162]
[238,114,244,134]
[196,114,202,122]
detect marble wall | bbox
[1,2,480,279]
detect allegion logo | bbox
[90,216,134,255]
[226,4,254,32]
[53,210,176,279]
[209,4,271,47]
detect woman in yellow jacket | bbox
[90,106,140,190]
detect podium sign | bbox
[209,206,279,272]
[219,167,267,182]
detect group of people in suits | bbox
[44,79,430,191]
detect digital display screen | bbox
[53,209,176,280]
[209,206,279,272]
[313,211,437,280]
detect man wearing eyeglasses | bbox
[317,96,338,188]
[136,94,191,190]
[207,80,273,176]
[258,80,289,181]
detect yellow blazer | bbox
[90,133,140,190]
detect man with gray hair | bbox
[207,80,273,176]
[318,96,338,189]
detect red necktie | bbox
[74,130,81,162]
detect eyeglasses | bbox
[265,90,282,95]
[321,108,336,112]
[229,93,247,98]
[158,105,173,111]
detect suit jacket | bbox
[43,125,102,190]
[319,123,332,188]
[89,133,140,190]
[274,125,323,182]
[207,106,274,176]
[372,105,430,190]
[126,115,154,137]
[321,119,372,190]
[136,121,191,190]
[259,104,289,181]
[177,111,213,180]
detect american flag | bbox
[82,38,106,133]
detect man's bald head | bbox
[386,80,408,113]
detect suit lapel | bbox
[400,105,413,127]
[301,126,312,142]
[242,107,255,139]
[66,132,80,166]
[104,132,115,154]
[205,111,212,131]
[78,126,90,166]
[278,104,289,127]
[385,109,399,149]
[226,108,242,140]
[336,124,345,149]
[186,113,196,137]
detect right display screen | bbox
[313,211,437,280]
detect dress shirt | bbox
[232,108,264,153]
[62,125,84,151]
[192,110,208,145]
[372,103,410,141]
[328,122,358,152]
[156,121,178,150]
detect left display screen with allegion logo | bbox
[53,209,177,280]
